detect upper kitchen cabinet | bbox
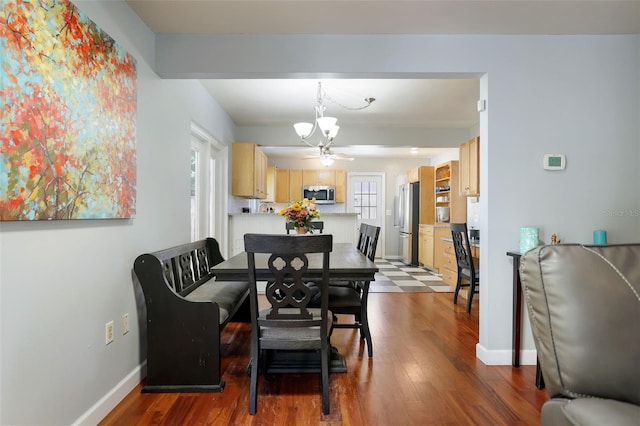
[262,166,277,202]
[302,169,336,186]
[232,142,267,198]
[459,136,480,196]
[274,168,290,203]
[407,166,420,183]
[274,168,304,202]
[289,169,303,201]
[418,166,435,224]
[335,169,346,203]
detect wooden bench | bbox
[134,237,250,393]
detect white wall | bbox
[0,2,236,424]
[1,3,638,424]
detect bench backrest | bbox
[142,237,224,296]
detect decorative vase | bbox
[296,227,307,235]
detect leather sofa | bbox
[520,244,640,426]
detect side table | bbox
[506,251,545,389]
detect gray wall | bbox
[0,2,638,424]
[0,2,237,424]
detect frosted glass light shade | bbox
[328,125,339,139]
[294,122,313,137]
[320,157,334,166]
[317,117,337,133]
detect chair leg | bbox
[361,308,373,358]
[249,342,259,414]
[321,340,330,414]
[466,280,476,314]
[453,273,463,305]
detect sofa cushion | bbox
[542,397,640,426]
[185,279,250,324]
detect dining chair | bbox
[356,223,368,254]
[326,225,380,358]
[244,233,333,415]
[450,223,479,313]
[285,221,324,234]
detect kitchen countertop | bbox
[441,236,480,248]
[419,223,450,228]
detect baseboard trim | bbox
[476,343,538,366]
[73,361,146,425]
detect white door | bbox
[190,123,229,251]
[347,173,385,259]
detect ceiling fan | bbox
[303,145,355,166]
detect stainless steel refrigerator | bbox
[398,182,419,265]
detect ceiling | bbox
[126,1,639,159]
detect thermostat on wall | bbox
[543,154,566,170]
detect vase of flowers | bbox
[279,198,320,234]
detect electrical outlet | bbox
[105,321,114,345]
[121,313,129,335]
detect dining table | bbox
[211,242,379,373]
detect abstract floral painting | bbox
[0,0,137,220]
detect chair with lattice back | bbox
[244,233,333,415]
[450,223,479,313]
[285,221,324,234]
[326,225,380,358]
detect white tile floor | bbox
[370,260,453,293]
[257,259,454,294]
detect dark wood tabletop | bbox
[212,242,378,282]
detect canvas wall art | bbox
[0,0,137,220]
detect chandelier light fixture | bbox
[293,82,375,152]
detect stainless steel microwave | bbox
[303,186,336,204]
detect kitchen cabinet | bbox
[406,165,435,224]
[407,166,420,183]
[302,169,336,186]
[418,166,435,224]
[434,161,466,224]
[275,168,290,203]
[419,226,435,269]
[335,169,346,203]
[440,238,480,288]
[263,166,276,202]
[441,239,458,286]
[232,143,267,198]
[289,169,303,201]
[459,136,480,196]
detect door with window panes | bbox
[347,173,385,259]
[190,124,228,252]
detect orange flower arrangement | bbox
[279,198,320,233]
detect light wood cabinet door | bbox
[441,240,458,286]
[289,169,303,201]
[275,169,290,203]
[256,148,268,198]
[302,169,336,186]
[433,227,450,273]
[232,143,268,198]
[335,169,346,203]
[263,166,276,202]
[419,226,435,269]
[407,166,419,183]
[459,136,479,196]
[418,166,435,224]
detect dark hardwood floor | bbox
[100,292,547,425]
